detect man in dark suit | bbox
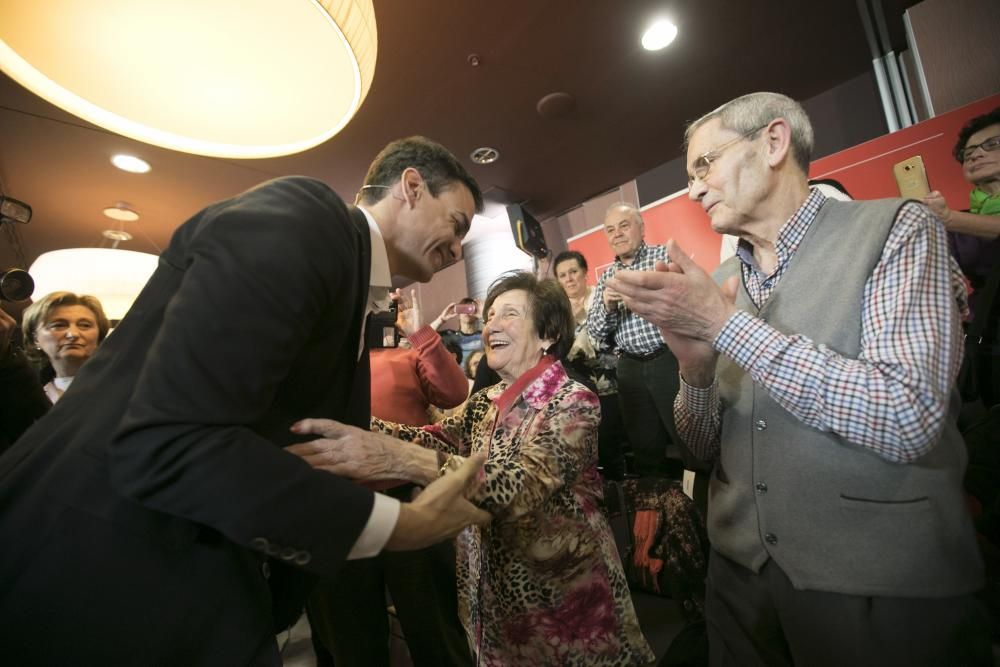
[0,136,490,665]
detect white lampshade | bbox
[462,213,533,299]
[0,1,377,158]
[29,248,159,321]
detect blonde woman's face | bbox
[35,305,99,368]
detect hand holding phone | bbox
[456,302,477,315]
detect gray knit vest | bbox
[710,197,983,597]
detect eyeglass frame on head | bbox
[687,124,770,187]
[960,134,1000,163]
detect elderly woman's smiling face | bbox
[483,289,549,383]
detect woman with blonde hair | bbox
[22,291,109,403]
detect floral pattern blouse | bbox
[373,360,653,666]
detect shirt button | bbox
[755,419,767,431]
[755,482,768,494]
[765,532,778,545]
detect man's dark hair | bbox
[553,250,588,272]
[954,108,1000,163]
[359,136,484,213]
[483,271,574,359]
[459,296,476,305]
[442,338,463,366]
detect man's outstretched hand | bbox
[386,452,492,551]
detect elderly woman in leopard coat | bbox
[290,272,653,666]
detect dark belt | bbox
[621,346,667,362]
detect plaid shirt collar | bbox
[735,188,827,280]
[614,240,651,268]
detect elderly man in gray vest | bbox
[610,92,990,666]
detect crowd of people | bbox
[0,95,997,667]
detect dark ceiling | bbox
[0,0,918,271]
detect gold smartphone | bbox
[893,155,931,199]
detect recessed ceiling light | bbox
[642,19,678,51]
[103,205,139,222]
[102,229,133,242]
[471,147,500,165]
[111,154,151,174]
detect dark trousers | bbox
[616,350,691,477]
[308,539,472,667]
[597,393,628,479]
[705,550,992,667]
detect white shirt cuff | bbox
[347,492,400,560]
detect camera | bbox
[0,268,34,302]
[456,302,477,315]
[0,195,34,301]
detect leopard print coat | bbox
[374,361,654,666]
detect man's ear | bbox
[400,167,424,208]
[765,118,793,169]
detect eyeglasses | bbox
[960,135,1000,163]
[687,124,768,186]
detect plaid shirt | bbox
[677,189,969,464]
[587,241,669,355]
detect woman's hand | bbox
[287,418,492,551]
[923,191,952,226]
[287,418,440,485]
[393,288,423,336]
[430,302,457,330]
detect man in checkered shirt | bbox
[587,203,697,479]
[611,92,989,666]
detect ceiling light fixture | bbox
[29,202,158,321]
[111,154,151,174]
[471,147,500,165]
[0,1,378,159]
[29,248,159,321]
[641,19,678,51]
[103,204,140,222]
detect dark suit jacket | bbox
[0,177,378,665]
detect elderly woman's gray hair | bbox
[483,272,575,359]
[685,92,814,174]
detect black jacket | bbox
[0,177,375,665]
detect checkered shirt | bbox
[587,241,669,355]
[676,189,970,464]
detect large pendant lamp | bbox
[0,1,377,158]
[29,247,159,322]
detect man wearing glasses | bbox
[611,92,990,665]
